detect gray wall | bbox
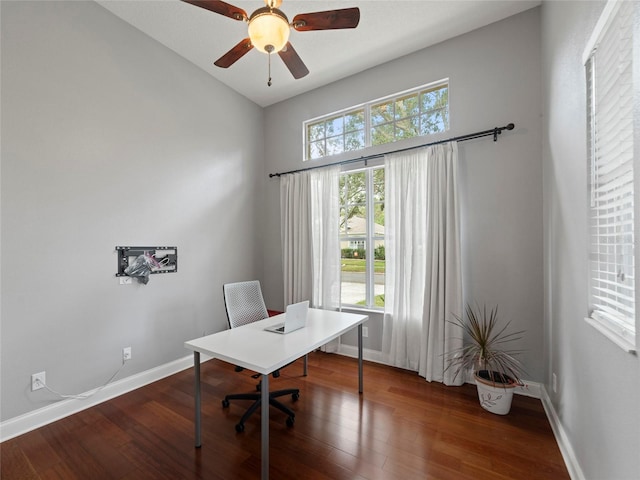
[541,2,640,479]
[1,1,265,421]
[262,8,544,381]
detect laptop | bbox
[264,301,309,334]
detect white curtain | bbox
[382,142,463,385]
[280,171,313,305]
[280,166,341,351]
[309,166,342,312]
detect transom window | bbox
[305,81,449,161]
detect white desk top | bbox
[184,308,368,375]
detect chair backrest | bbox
[223,280,269,329]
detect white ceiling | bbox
[97,0,540,107]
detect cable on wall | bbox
[34,363,127,400]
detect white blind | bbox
[586,0,635,343]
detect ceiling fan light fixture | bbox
[248,7,290,54]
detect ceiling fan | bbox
[182,0,360,85]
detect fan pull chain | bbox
[266,45,274,87]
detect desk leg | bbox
[358,324,363,394]
[303,354,308,376]
[194,352,202,448]
[261,373,269,479]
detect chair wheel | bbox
[222,399,230,408]
[292,393,300,402]
[286,416,295,427]
[256,383,261,392]
[235,423,245,433]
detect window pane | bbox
[345,131,365,151]
[421,86,448,111]
[345,110,365,132]
[345,172,366,203]
[371,101,394,125]
[308,140,325,159]
[374,239,385,307]
[395,94,419,119]
[344,208,367,237]
[326,135,344,156]
[326,116,344,136]
[396,117,420,140]
[371,124,394,145]
[373,168,385,202]
[420,110,447,134]
[341,241,367,306]
[339,207,348,235]
[441,108,450,130]
[341,173,366,237]
[373,202,385,230]
[344,204,367,230]
[307,122,324,141]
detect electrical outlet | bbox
[119,277,133,285]
[31,371,46,391]
[552,373,558,393]
[123,346,132,362]
[362,326,369,338]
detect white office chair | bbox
[222,280,300,432]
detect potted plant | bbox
[446,303,525,415]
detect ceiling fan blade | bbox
[278,42,309,79]
[181,0,247,22]
[214,38,254,68]
[292,7,360,31]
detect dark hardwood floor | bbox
[2,352,569,479]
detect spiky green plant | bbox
[445,304,526,386]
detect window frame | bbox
[304,80,449,161]
[583,0,637,353]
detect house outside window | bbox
[339,167,385,309]
[304,80,449,161]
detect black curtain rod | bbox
[268,123,515,178]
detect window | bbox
[371,86,449,145]
[584,0,637,352]
[339,167,385,309]
[306,109,365,160]
[305,81,448,161]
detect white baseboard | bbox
[0,353,209,443]
[337,344,542,398]
[540,387,585,480]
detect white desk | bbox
[184,308,368,480]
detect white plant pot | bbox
[474,372,516,415]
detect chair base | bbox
[222,388,300,432]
